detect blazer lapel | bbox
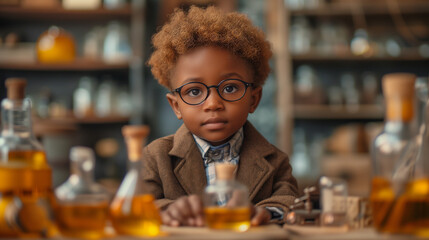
[170,124,207,195]
[236,122,275,201]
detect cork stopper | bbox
[382,73,416,122]
[122,125,150,162]
[382,73,416,99]
[5,78,27,100]
[215,163,237,180]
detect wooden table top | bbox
[53,225,424,240]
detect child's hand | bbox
[161,195,205,227]
[250,205,271,226]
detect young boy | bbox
[144,6,298,227]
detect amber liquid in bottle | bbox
[56,203,109,239]
[205,206,251,231]
[110,194,161,237]
[0,150,51,191]
[0,150,55,238]
[370,177,429,237]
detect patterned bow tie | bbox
[204,144,231,165]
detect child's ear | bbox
[166,93,183,120]
[249,86,262,113]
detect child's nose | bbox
[203,88,224,110]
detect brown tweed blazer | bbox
[142,121,298,222]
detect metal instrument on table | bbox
[285,186,321,226]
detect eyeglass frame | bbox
[171,79,254,105]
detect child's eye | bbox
[184,88,203,97]
[222,84,238,94]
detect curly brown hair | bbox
[148,5,272,90]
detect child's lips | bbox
[202,119,227,130]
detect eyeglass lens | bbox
[179,79,248,105]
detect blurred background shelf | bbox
[290,1,429,16]
[291,51,429,62]
[0,5,132,20]
[0,59,129,71]
[294,104,384,120]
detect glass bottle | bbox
[370,73,416,233]
[55,146,110,239]
[109,125,161,237]
[0,78,57,238]
[380,76,429,237]
[73,76,97,118]
[203,163,251,232]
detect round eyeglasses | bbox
[172,79,253,105]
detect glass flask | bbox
[203,163,251,232]
[109,125,161,237]
[370,73,419,234]
[55,146,110,239]
[0,78,57,238]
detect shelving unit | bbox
[268,0,429,193]
[0,0,147,183]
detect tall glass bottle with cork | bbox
[55,146,110,239]
[203,163,251,232]
[388,76,429,237]
[0,78,56,237]
[370,73,419,234]
[109,125,161,237]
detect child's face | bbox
[167,46,262,146]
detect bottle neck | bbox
[127,159,142,171]
[1,98,33,138]
[125,137,144,163]
[70,159,95,183]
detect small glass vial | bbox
[109,125,161,237]
[203,163,251,232]
[55,146,110,239]
[319,176,348,227]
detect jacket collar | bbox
[169,121,276,200]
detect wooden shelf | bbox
[289,1,429,16]
[0,5,132,20]
[0,59,129,71]
[294,104,384,120]
[34,115,130,125]
[73,115,130,124]
[33,115,130,135]
[291,51,429,62]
